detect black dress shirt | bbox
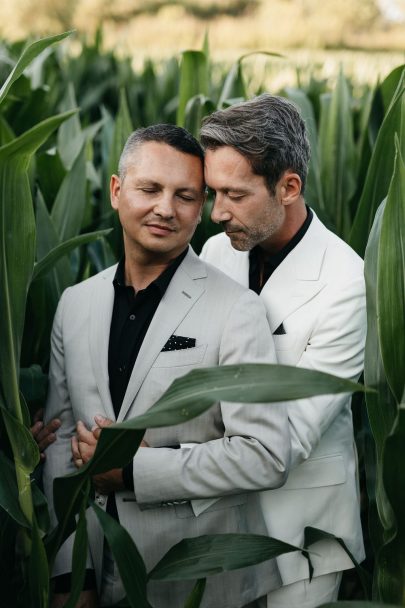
[249,207,313,294]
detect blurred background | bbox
[1,0,405,87]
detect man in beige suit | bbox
[200,95,366,608]
[43,124,290,608]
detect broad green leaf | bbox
[303,527,371,598]
[32,480,50,535]
[378,139,405,404]
[107,87,133,179]
[129,364,372,430]
[32,229,112,282]
[0,452,29,528]
[177,51,209,127]
[0,31,73,106]
[91,501,151,608]
[149,534,306,581]
[184,579,206,608]
[57,82,83,170]
[376,405,405,603]
[318,70,357,239]
[64,486,90,608]
[350,72,405,256]
[0,116,15,145]
[364,200,396,545]
[0,404,39,472]
[51,143,87,241]
[217,51,283,109]
[28,514,49,608]
[184,94,215,139]
[284,87,325,216]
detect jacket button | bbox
[95,494,106,506]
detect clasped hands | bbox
[71,415,148,495]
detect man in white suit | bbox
[43,124,290,608]
[200,95,366,608]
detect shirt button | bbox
[118,365,126,373]
[129,314,136,321]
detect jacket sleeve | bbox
[132,289,290,504]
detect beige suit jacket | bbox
[201,213,366,585]
[43,248,290,608]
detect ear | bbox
[279,171,302,206]
[110,174,121,211]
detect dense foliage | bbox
[0,32,404,608]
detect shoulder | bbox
[60,264,117,304]
[200,232,233,259]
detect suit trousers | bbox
[265,572,342,608]
[99,545,267,608]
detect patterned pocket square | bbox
[162,335,196,351]
[273,323,286,335]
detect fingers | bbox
[35,418,61,452]
[76,420,97,445]
[71,436,84,468]
[33,408,44,424]
[92,415,114,440]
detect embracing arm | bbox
[132,290,290,505]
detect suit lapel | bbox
[260,214,329,333]
[89,266,116,421]
[117,250,206,422]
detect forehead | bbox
[125,141,204,187]
[204,146,264,188]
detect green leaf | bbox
[28,514,49,608]
[107,87,133,178]
[0,452,29,528]
[183,579,206,608]
[376,404,405,603]
[129,364,372,430]
[184,94,215,139]
[0,403,39,472]
[32,229,112,282]
[318,70,357,238]
[57,82,83,170]
[217,51,283,109]
[0,31,73,106]
[64,485,90,608]
[177,51,209,127]
[378,138,405,404]
[350,71,405,256]
[319,603,400,607]
[51,143,87,241]
[90,500,151,608]
[303,527,371,599]
[149,534,306,581]
[284,87,325,217]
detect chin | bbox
[228,235,251,252]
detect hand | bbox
[30,408,61,461]
[51,589,98,608]
[71,420,98,468]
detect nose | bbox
[211,193,232,224]
[153,193,175,219]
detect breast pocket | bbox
[153,344,207,368]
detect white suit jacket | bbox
[200,212,366,585]
[43,248,290,608]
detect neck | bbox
[260,199,307,255]
[123,242,185,291]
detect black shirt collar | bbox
[113,246,189,296]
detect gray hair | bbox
[118,124,204,180]
[200,94,310,194]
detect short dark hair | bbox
[119,124,204,179]
[200,94,310,194]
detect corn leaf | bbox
[32,228,112,282]
[149,534,306,581]
[91,500,151,608]
[376,405,405,604]
[184,579,206,608]
[350,71,405,256]
[28,514,49,608]
[64,485,90,608]
[51,143,87,241]
[378,138,405,404]
[0,452,29,528]
[318,70,357,239]
[0,32,73,106]
[177,51,209,127]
